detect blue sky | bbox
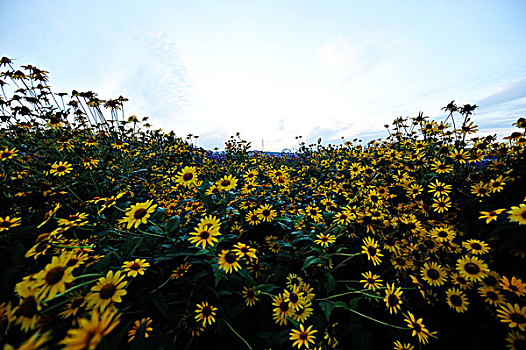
[1,0,525,151]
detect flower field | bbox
[1,57,525,349]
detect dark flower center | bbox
[99,284,116,299]
[202,306,212,317]
[411,322,422,333]
[510,313,526,324]
[437,230,448,237]
[279,302,289,312]
[133,208,147,219]
[66,258,79,267]
[71,297,84,309]
[183,173,193,181]
[57,166,66,172]
[35,242,47,253]
[0,221,12,228]
[220,180,231,187]
[450,294,463,306]
[427,268,440,280]
[289,293,299,304]
[388,294,399,306]
[19,297,37,318]
[464,262,480,275]
[484,276,497,286]
[199,230,210,239]
[512,338,526,350]
[424,240,435,249]
[471,243,482,250]
[367,246,377,256]
[46,266,65,285]
[456,276,467,285]
[262,209,271,216]
[225,252,237,264]
[130,262,141,270]
[299,332,308,340]
[486,291,498,300]
[1,151,11,159]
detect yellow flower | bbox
[427,179,452,197]
[256,204,277,222]
[431,196,451,213]
[420,261,447,287]
[122,258,150,278]
[500,276,526,297]
[188,215,221,250]
[233,242,258,262]
[242,286,260,307]
[497,303,526,331]
[0,216,22,232]
[86,270,127,311]
[14,285,42,333]
[478,208,506,224]
[175,166,198,187]
[272,293,292,326]
[360,271,383,290]
[218,249,241,274]
[456,255,489,282]
[60,308,121,349]
[314,233,336,248]
[362,237,383,266]
[404,312,437,344]
[171,263,192,279]
[384,283,403,314]
[119,199,157,229]
[289,324,317,349]
[128,317,153,342]
[245,210,261,225]
[50,161,73,176]
[216,174,238,191]
[462,239,490,255]
[508,204,526,225]
[195,301,217,327]
[446,288,469,313]
[0,146,18,161]
[34,252,76,300]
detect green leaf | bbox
[348,296,362,308]
[258,284,280,293]
[150,293,171,321]
[319,301,333,321]
[325,273,336,293]
[332,301,348,309]
[238,269,255,285]
[165,216,180,234]
[301,256,323,270]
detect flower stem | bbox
[224,320,253,350]
[347,308,410,330]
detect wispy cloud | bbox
[477,77,526,109]
[315,33,405,79]
[117,30,202,137]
